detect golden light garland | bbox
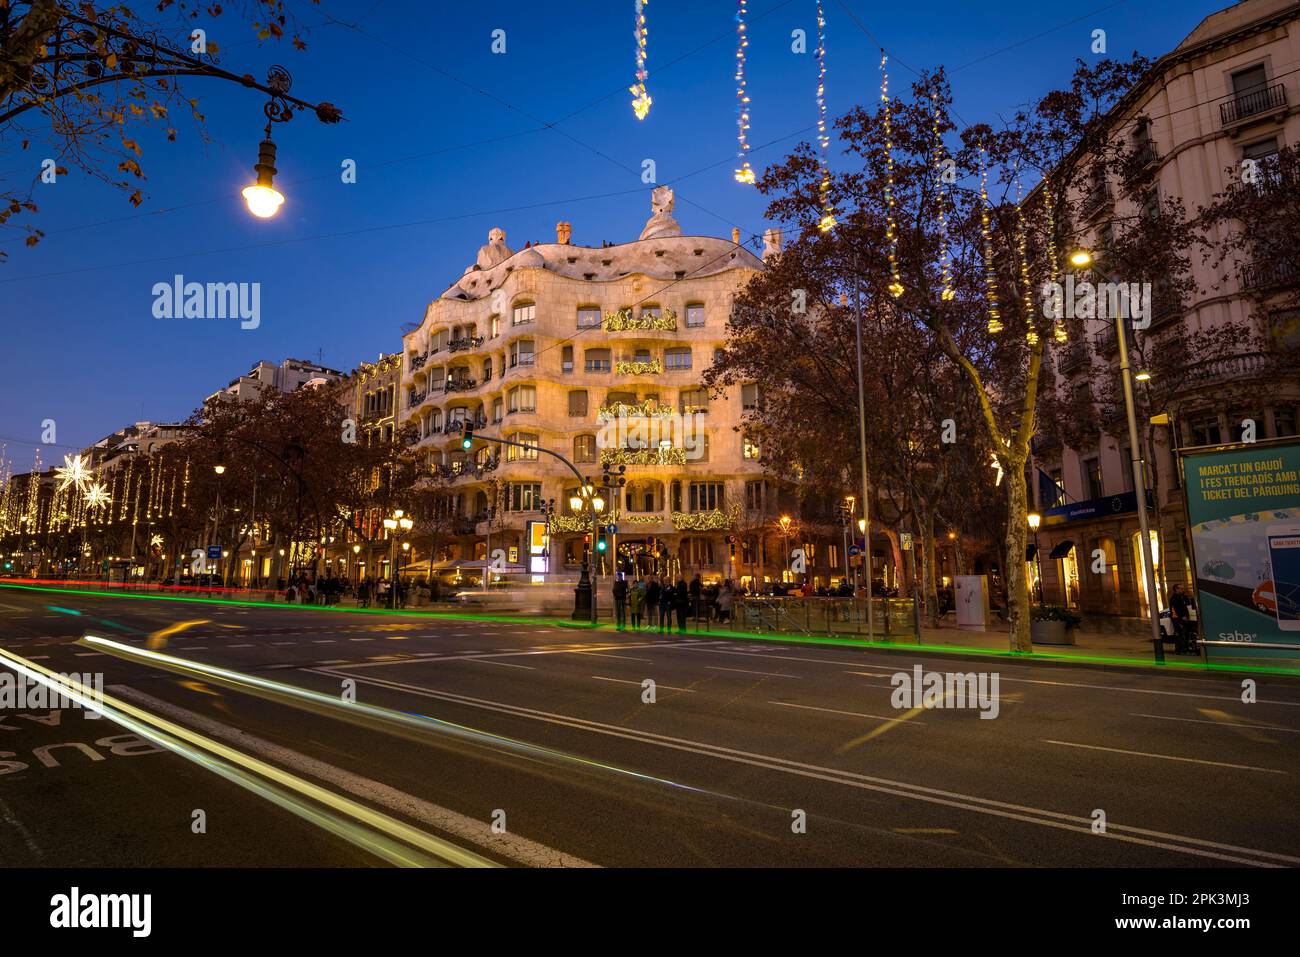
[881,53,902,298]
[815,1,835,231]
[979,144,1003,334]
[1045,180,1068,342]
[630,1,652,120]
[734,0,754,184]
[1016,175,1038,346]
[932,88,954,301]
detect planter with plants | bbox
[1030,604,1082,645]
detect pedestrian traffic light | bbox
[461,423,474,450]
[596,530,608,553]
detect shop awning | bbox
[1049,540,1075,560]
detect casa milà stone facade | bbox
[399,189,777,582]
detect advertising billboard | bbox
[1182,438,1300,663]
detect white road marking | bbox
[466,659,535,670]
[770,700,925,724]
[1044,739,1287,774]
[573,651,653,662]
[592,675,694,692]
[707,665,797,679]
[229,644,254,648]
[109,686,595,868]
[1131,712,1300,734]
[318,669,1300,868]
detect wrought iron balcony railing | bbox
[448,336,485,354]
[1240,258,1299,292]
[1220,83,1287,127]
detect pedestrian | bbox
[612,573,628,631]
[629,578,645,630]
[673,575,689,633]
[358,578,370,608]
[645,575,661,630]
[717,578,734,624]
[658,578,674,635]
[1170,583,1196,654]
[689,573,703,624]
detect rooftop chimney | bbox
[763,228,783,262]
[731,228,741,244]
[556,221,572,244]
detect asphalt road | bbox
[2,584,1299,868]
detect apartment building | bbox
[336,353,402,445]
[1032,0,1300,624]
[207,357,344,404]
[398,189,792,584]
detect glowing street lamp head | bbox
[1068,249,1093,268]
[569,495,584,512]
[242,136,284,219]
[213,464,226,475]
[1027,512,1042,531]
[857,518,867,534]
[1135,370,1153,382]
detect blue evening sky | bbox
[0,0,1227,464]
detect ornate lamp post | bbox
[383,510,413,608]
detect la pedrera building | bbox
[399,188,790,585]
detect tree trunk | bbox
[1004,467,1033,653]
[923,508,940,628]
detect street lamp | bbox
[242,135,285,218]
[1027,511,1043,606]
[779,514,792,584]
[383,510,413,608]
[1071,247,1163,661]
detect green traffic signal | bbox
[461,425,474,450]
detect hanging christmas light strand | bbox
[1045,180,1067,342]
[980,144,1003,333]
[1016,174,1038,346]
[630,1,651,121]
[734,0,754,184]
[932,87,953,301]
[815,0,835,231]
[881,53,902,297]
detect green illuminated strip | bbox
[4,581,1298,676]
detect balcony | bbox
[601,446,687,467]
[1150,351,1287,401]
[410,352,428,371]
[444,377,477,394]
[1132,138,1160,170]
[448,336,484,354]
[1240,258,1298,293]
[1057,340,1090,373]
[603,307,678,332]
[1080,183,1113,221]
[407,390,427,408]
[615,358,663,375]
[1220,83,1287,128]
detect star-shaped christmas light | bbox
[55,453,92,492]
[150,533,164,548]
[85,482,111,510]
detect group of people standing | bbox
[611,573,736,633]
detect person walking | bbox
[689,573,703,626]
[629,578,645,630]
[717,578,734,625]
[1170,583,1196,654]
[673,575,690,633]
[658,577,674,635]
[612,573,628,631]
[645,575,661,630]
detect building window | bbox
[507,385,536,413]
[510,339,535,367]
[577,307,602,329]
[745,480,766,511]
[641,304,662,319]
[665,347,692,370]
[685,304,705,327]
[1188,415,1221,447]
[568,390,589,417]
[684,538,715,566]
[562,345,574,373]
[689,482,724,512]
[574,434,597,464]
[482,358,492,381]
[506,433,539,462]
[679,387,709,414]
[1231,63,1268,103]
[505,483,543,511]
[490,315,501,338]
[743,435,761,460]
[1082,457,1103,500]
[512,302,536,326]
[492,398,503,423]
[741,383,764,411]
[585,348,611,373]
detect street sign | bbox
[900,533,913,551]
[849,545,861,557]
[207,545,221,560]
[607,523,618,536]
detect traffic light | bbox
[460,423,474,450]
[596,530,608,553]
